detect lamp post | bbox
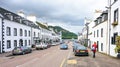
[107,0,111,55]
[85,23,89,47]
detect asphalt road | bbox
[0,41,120,67]
[0,45,71,67]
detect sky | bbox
[0,0,108,34]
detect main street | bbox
[0,41,120,67]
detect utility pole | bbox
[85,18,89,47]
[108,0,111,55]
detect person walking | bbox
[92,42,97,58]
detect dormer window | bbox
[114,0,118,2]
[4,13,13,21]
[14,16,21,23]
[102,14,108,22]
[94,20,98,26]
[98,17,102,23]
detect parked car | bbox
[73,45,89,56]
[12,46,32,55]
[60,44,68,50]
[36,43,47,50]
[46,43,51,48]
[72,43,80,51]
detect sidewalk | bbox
[0,48,36,57]
[0,52,12,57]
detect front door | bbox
[19,39,23,46]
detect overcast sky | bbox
[0,0,108,34]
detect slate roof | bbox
[0,7,39,29]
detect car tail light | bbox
[75,50,79,52]
[85,50,88,52]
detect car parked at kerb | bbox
[73,44,89,56]
[12,46,32,55]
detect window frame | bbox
[7,40,11,49]
[6,27,11,36]
[14,40,17,47]
[14,28,17,36]
[114,8,119,22]
[25,30,27,37]
[20,29,23,36]
[101,28,103,37]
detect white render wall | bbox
[41,28,51,40]
[110,0,120,57]
[31,27,41,44]
[88,21,94,48]
[4,19,31,52]
[93,21,108,54]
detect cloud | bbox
[0,0,108,33]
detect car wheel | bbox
[74,51,77,56]
[13,53,15,55]
[22,52,25,55]
[29,50,32,53]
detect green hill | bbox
[36,21,49,30]
[48,26,77,39]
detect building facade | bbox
[92,11,108,54]
[109,0,120,57]
[0,7,62,53]
[82,10,109,55]
[0,7,38,52]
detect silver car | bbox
[36,43,47,50]
[12,46,32,55]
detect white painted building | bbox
[31,27,41,45]
[0,7,62,53]
[83,10,109,54]
[92,11,108,54]
[87,20,94,48]
[3,19,32,52]
[109,0,120,57]
[27,15,37,25]
[0,7,38,52]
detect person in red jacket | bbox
[92,42,97,58]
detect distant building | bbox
[27,15,37,25]
[17,11,26,18]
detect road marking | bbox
[60,58,66,67]
[67,60,77,64]
[67,47,72,59]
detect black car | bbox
[12,46,32,55]
[73,45,89,56]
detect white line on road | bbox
[67,48,72,59]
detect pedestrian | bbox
[91,42,97,58]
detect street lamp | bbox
[106,0,111,55]
[85,23,89,47]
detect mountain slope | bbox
[48,26,77,39]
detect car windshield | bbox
[77,46,86,50]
